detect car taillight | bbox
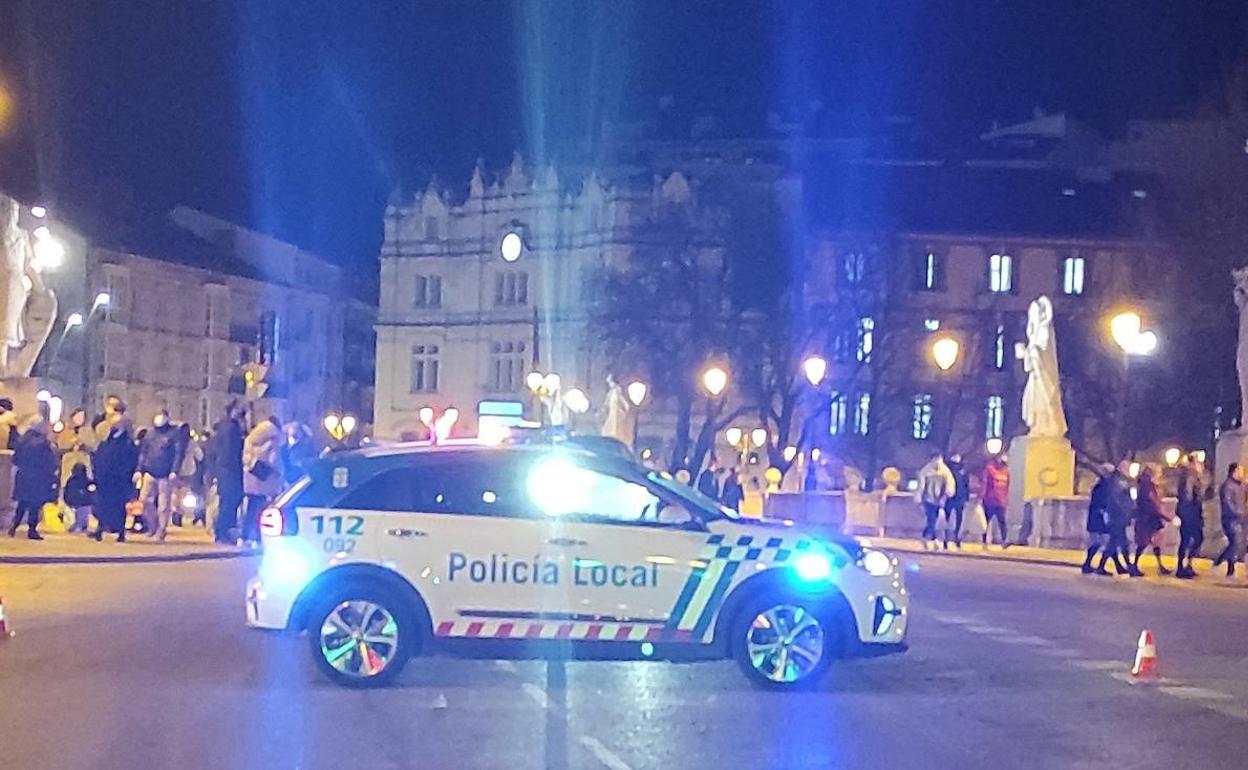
[259,506,298,537]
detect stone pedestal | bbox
[1216,428,1248,479]
[1007,435,1076,524]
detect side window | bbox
[526,457,664,525]
[412,456,532,518]
[334,469,414,512]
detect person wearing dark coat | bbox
[1081,464,1124,575]
[64,462,97,534]
[1132,465,1173,576]
[1098,462,1137,575]
[8,423,59,539]
[209,402,247,545]
[91,415,139,542]
[696,464,721,501]
[943,453,970,549]
[1175,456,1208,578]
[721,467,744,512]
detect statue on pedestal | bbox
[0,196,55,380]
[600,373,632,447]
[1018,295,1067,438]
[1232,267,1248,424]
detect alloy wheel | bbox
[745,604,826,683]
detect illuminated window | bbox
[1062,255,1086,295]
[986,395,1005,438]
[988,253,1014,293]
[842,251,867,286]
[829,395,847,436]
[917,251,944,291]
[924,318,941,332]
[856,317,874,362]
[411,344,440,393]
[414,275,442,308]
[852,393,871,436]
[912,394,933,440]
[993,323,1006,370]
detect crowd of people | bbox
[3,395,319,547]
[912,448,1244,580]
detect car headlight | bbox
[792,552,834,583]
[860,548,893,577]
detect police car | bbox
[245,441,908,689]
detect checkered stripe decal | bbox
[662,533,811,643]
[435,619,691,642]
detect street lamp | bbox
[701,365,728,397]
[725,427,743,447]
[802,355,828,387]
[32,227,64,271]
[30,205,46,218]
[92,292,111,312]
[985,437,1004,457]
[750,427,768,448]
[323,413,357,442]
[525,371,544,393]
[564,387,589,414]
[931,335,960,372]
[626,380,648,407]
[64,312,83,330]
[1164,447,1182,467]
[1110,311,1158,357]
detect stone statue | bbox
[601,373,632,446]
[1232,267,1248,424]
[0,195,57,379]
[1019,295,1067,438]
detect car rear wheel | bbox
[733,593,837,689]
[308,583,419,688]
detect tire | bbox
[307,581,421,688]
[731,591,841,690]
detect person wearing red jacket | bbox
[979,455,1010,548]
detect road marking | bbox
[522,683,552,710]
[1205,702,1248,721]
[1035,647,1080,658]
[579,736,634,770]
[990,634,1053,647]
[933,615,980,625]
[964,624,1014,635]
[1159,685,1234,702]
[494,660,517,674]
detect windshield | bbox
[646,470,740,521]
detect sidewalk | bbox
[868,534,1221,577]
[0,526,251,564]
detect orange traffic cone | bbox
[0,597,11,640]
[1131,629,1157,678]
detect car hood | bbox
[706,517,863,560]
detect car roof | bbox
[305,442,602,477]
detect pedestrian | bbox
[281,422,316,485]
[64,462,96,534]
[916,451,956,550]
[1132,465,1174,575]
[944,452,970,549]
[8,419,58,540]
[721,467,744,512]
[1175,454,1208,578]
[137,409,182,541]
[91,411,139,543]
[696,459,720,500]
[979,453,1011,549]
[242,415,285,546]
[1082,463,1127,575]
[1102,461,1138,576]
[1214,462,1247,578]
[209,401,247,545]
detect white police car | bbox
[246,442,908,689]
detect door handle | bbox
[385,528,427,538]
[545,537,588,547]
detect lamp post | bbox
[626,379,647,449]
[930,334,962,451]
[323,413,358,445]
[1109,310,1158,460]
[701,365,728,398]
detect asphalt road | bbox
[4,554,1248,770]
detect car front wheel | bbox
[308,583,417,688]
[733,593,837,689]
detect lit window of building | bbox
[411,344,440,393]
[852,393,871,436]
[988,252,1014,293]
[842,251,867,286]
[856,317,874,362]
[917,250,944,291]
[912,394,933,440]
[993,323,1007,370]
[1062,254,1086,295]
[924,318,941,331]
[829,394,847,435]
[986,395,1005,438]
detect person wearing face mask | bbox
[137,409,183,540]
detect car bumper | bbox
[245,576,295,630]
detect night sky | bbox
[0,0,1244,270]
